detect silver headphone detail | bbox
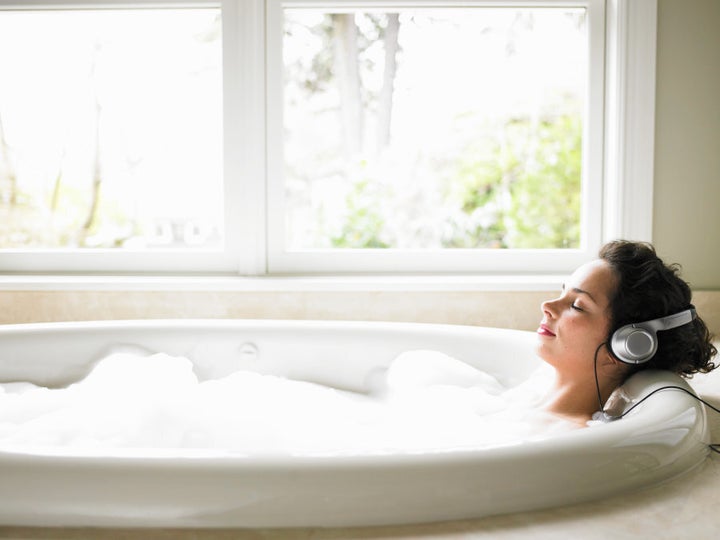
[610,307,697,365]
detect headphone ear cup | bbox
[610,325,658,364]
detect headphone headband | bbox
[610,306,697,365]
[643,307,697,332]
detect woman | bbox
[536,240,717,424]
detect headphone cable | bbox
[618,386,720,454]
[593,342,720,454]
[593,342,606,416]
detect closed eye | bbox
[571,303,584,312]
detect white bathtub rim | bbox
[0,318,541,388]
[0,317,525,333]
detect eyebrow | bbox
[562,283,598,304]
[572,287,597,304]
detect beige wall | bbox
[654,0,720,289]
[0,290,547,331]
[1,289,719,337]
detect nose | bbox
[541,296,560,318]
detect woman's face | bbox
[536,259,617,377]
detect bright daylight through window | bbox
[0,0,639,275]
[281,8,587,252]
[0,8,222,251]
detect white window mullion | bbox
[603,0,657,243]
[265,0,286,276]
[222,0,268,275]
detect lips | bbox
[537,323,556,337]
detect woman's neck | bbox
[541,373,618,425]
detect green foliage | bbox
[442,113,582,249]
[331,179,390,248]
[328,112,583,250]
[0,181,140,248]
[508,115,582,248]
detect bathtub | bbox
[0,319,711,528]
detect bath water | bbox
[0,350,576,456]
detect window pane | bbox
[0,9,222,250]
[283,8,587,250]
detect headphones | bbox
[609,306,697,365]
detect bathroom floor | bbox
[2,364,719,540]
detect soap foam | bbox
[0,350,574,456]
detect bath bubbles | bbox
[0,349,575,456]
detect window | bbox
[0,8,222,249]
[0,0,656,276]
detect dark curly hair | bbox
[600,240,717,377]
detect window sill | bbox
[0,274,563,292]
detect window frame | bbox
[0,0,656,277]
[0,0,232,274]
[266,0,606,275]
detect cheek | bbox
[565,318,609,357]
[574,319,610,351]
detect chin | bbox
[534,342,552,364]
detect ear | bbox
[598,342,616,365]
[599,343,627,371]
[602,346,633,380]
